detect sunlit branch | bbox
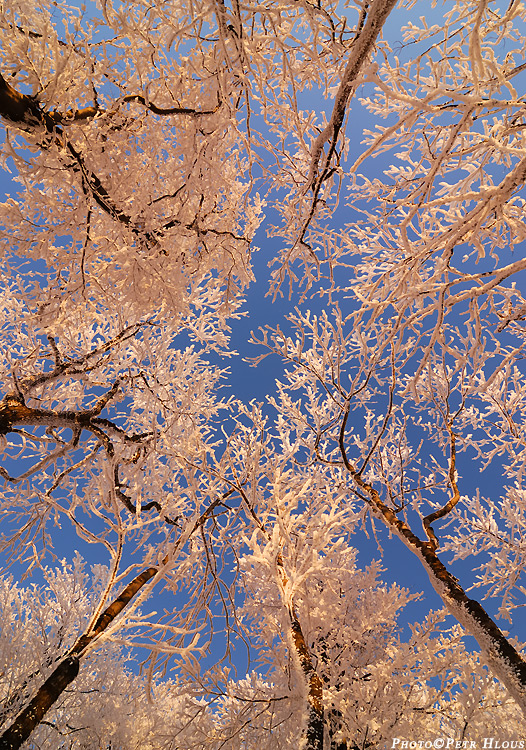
[0,565,158,750]
[356,347,396,477]
[0,427,81,483]
[423,422,461,550]
[305,0,398,192]
[277,553,324,750]
[0,73,186,243]
[18,323,156,396]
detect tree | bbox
[2,550,524,748]
[250,0,526,720]
[2,0,526,747]
[0,556,171,750]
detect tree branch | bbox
[423,422,461,549]
[0,483,237,749]
[305,0,398,192]
[338,409,526,715]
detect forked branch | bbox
[0,73,220,245]
[423,422,461,550]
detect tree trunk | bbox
[290,615,325,750]
[0,567,157,750]
[355,471,526,713]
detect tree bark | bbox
[0,567,157,750]
[276,551,325,749]
[375,489,526,711]
[290,615,325,750]
[0,73,53,131]
[0,657,80,750]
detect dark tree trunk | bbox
[0,567,157,750]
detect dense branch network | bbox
[2,0,526,748]
[0,72,222,246]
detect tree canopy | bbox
[1,0,526,748]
